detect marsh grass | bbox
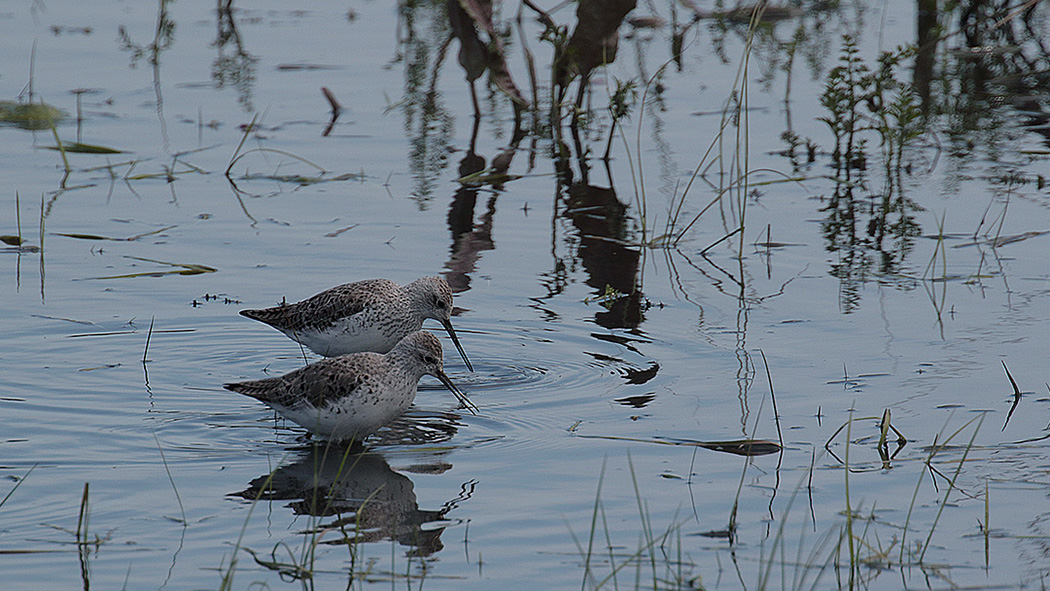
[577,408,988,591]
[572,455,697,591]
[573,359,784,590]
[218,451,287,591]
[631,3,785,260]
[758,412,986,589]
[151,433,187,525]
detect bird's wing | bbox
[240,278,399,333]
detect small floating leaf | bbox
[324,224,359,238]
[54,233,112,241]
[176,264,218,276]
[81,256,217,280]
[0,235,24,246]
[240,171,363,185]
[576,434,783,456]
[43,142,124,154]
[276,62,342,71]
[694,439,783,456]
[54,226,176,242]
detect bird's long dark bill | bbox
[436,370,478,415]
[441,318,474,372]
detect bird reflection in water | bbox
[564,182,646,330]
[233,411,471,558]
[444,151,495,293]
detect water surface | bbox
[2,1,1050,589]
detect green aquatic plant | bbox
[818,35,869,174]
[818,36,926,178]
[0,100,66,130]
[813,38,928,310]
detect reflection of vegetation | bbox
[550,0,637,115]
[447,0,528,119]
[116,0,175,67]
[933,0,1050,167]
[213,0,258,112]
[117,0,177,147]
[397,3,455,206]
[820,180,920,313]
[818,37,869,173]
[818,37,924,177]
[563,182,645,329]
[222,444,462,588]
[805,0,1049,309]
[812,38,925,311]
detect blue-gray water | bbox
[2,1,1050,589]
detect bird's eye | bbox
[436,299,447,308]
[423,355,438,364]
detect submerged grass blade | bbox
[0,464,36,509]
[239,170,362,185]
[143,316,154,364]
[153,432,186,524]
[844,410,855,588]
[76,482,90,544]
[16,190,22,244]
[918,413,984,564]
[580,457,606,591]
[760,349,784,448]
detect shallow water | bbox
[2,1,1050,589]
